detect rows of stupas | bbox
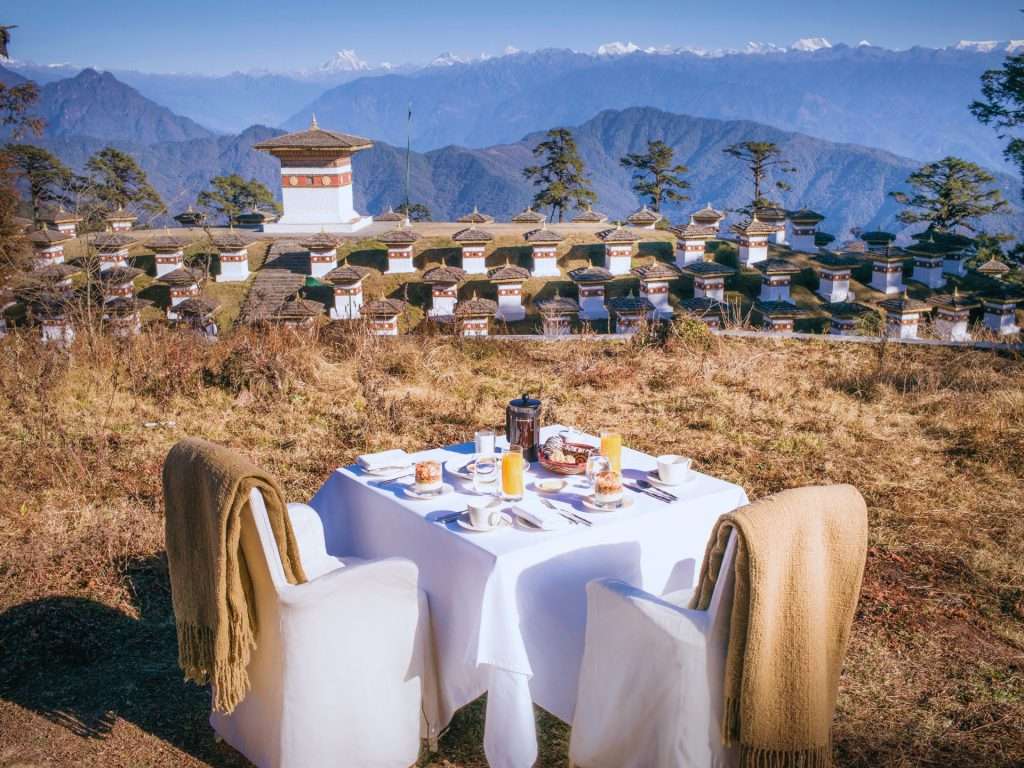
[2,118,1021,345]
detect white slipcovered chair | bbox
[569,534,739,768]
[210,488,439,768]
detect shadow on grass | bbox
[0,556,250,766]
[0,556,569,767]
[346,248,385,272]
[138,283,171,311]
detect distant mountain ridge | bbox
[283,45,1019,174]
[6,43,1019,169]
[22,94,1022,241]
[353,107,1022,240]
[27,68,214,144]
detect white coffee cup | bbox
[467,499,503,529]
[656,455,692,485]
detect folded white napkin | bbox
[356,449,412,472]
[511,498,572,531]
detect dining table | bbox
[308,425,749,768]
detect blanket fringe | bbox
[739,743,832,768]
[176,619,255,713]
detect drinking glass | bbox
[599,429,623,474]
[501,444,525,500]
[473,454,499,496]
[474,428,496,456]
[585,454,611,492]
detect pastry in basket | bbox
[540,435,596,474]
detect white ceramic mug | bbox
[657,455,692,485]
[467,500,503,529]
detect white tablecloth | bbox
[309,425,748,768]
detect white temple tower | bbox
[254,116,373,234]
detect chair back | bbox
[704,531,738,628]
[239,487,289,595]
[703,530,739,765]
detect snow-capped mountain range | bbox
[303,37,1024,69]
[593,37,1024,58]
[7,37,1022,82]
[954,40,1024,53]
[316,49,373,73]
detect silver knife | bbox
[625,481,673,503]
[636,479,679,501]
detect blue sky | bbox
[4,0,1023,74]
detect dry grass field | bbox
[0,322,1022,767]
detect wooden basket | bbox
[538,441,596,475]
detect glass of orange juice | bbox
[501,444,525,500]
[599,429,622,473]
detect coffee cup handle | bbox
[488,509,504,527]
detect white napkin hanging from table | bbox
[356,449,412,472]
[511,498,572,531]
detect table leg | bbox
[484,664,538,768]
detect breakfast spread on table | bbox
[353,393,697,531]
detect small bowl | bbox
[534,478,567,494]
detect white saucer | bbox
[581,495,635,513]
[450,460,531,479]
[532,478,568,494]
[456,512,512,533]
[404,482,455,500]
[645,469,697,489]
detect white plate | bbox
[581,495,635,513]
[645,469,697,489]
[449,460,531,480]
[403,482,455,500]
[456,512,512,533]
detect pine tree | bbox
[522,128,596,222]
[197,174,278,225]
[396,202,432,222]
[971,36,1024,194]
[889,156,1008,233]
[722,141,796,214]
[3,144,74,219]
[619,140,690,212]
[82,147,164,220]
[0,74,41,276]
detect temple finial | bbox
[310,113,319,130]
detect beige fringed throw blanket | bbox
[163,438,307,713]
[689,484,868,768]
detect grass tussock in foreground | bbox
[0,324,1022,768]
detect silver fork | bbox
[540,497,592,527]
